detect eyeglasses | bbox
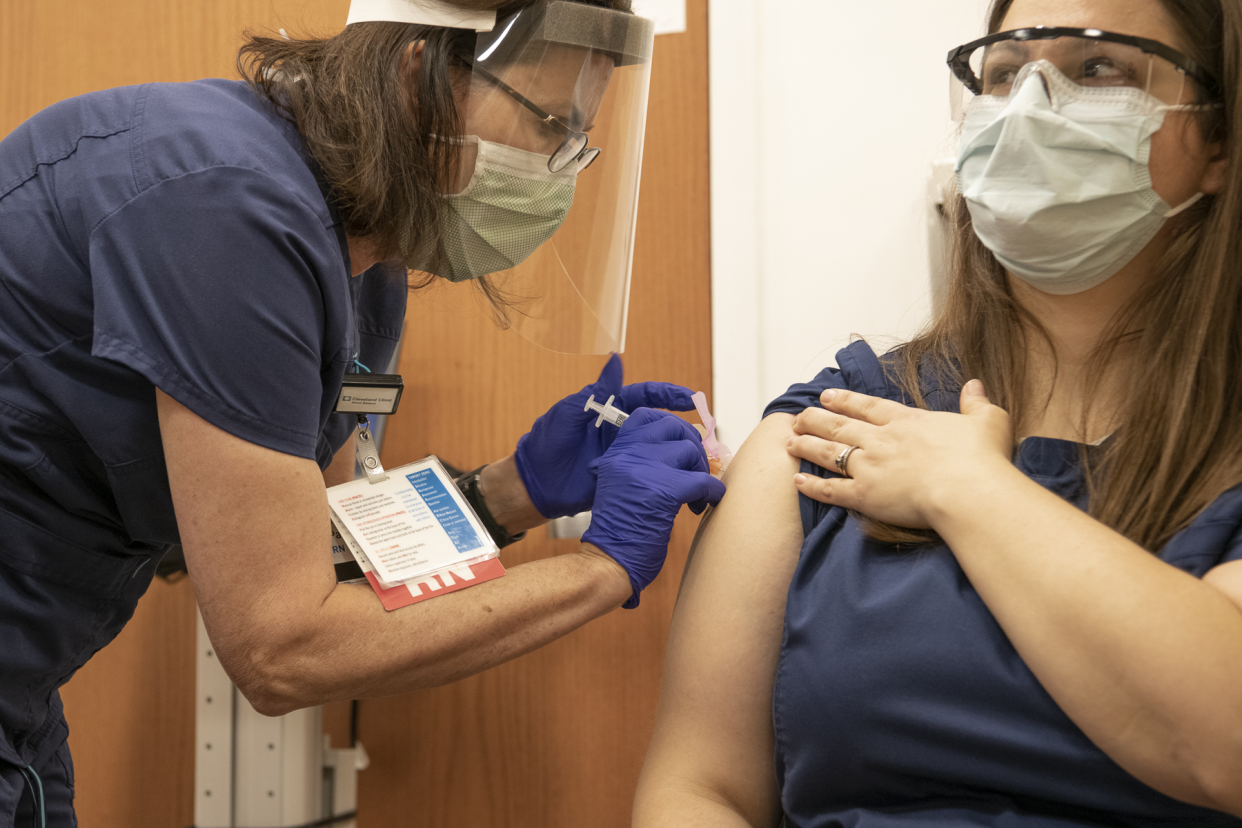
[947,27,1222,105]
[472,63,602,174]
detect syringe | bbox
[585,394,629,428]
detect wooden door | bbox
[0,0,712,824]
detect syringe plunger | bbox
[585,394,629,428]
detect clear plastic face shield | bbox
[946,27,1222,120]
[445,2,656,354]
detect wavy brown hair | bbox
[237,0,630,316]
[870,0,1240,553]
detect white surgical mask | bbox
[433,136,578,283]
[956,61,1204,295]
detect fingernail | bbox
[966,379,986,397]
[823,390,837,404]
[794,474,807,486]
[787,437,794,448]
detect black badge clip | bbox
[334,374,404,416]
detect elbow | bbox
[236,678,304,718]
[224,638,323,718]
[202,600,336,717]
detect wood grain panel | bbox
[58,578,198,828]
[364,2,713,825]
[0,0,349,139]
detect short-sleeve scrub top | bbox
[0,79,407,766]
[764,340,1242,828]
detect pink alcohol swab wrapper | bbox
[691,392,733,471]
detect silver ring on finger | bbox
[835,445,860,478]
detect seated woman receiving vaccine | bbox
[634,0,1242,825]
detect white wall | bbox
[709,0,993,447]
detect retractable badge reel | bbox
[334,374,405,483]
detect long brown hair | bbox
[236,0,630,316]
[873,0,1242,553]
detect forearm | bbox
[167,390,628,714]
[931,463,1242,813]
[242,544,631,714]
[480,454,546,534]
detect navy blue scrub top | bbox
[764,341,1242,828]
[0,79,406,766]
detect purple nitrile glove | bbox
[513,354,697,519]
[581,408,727,609]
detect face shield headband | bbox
[347,0,497,31]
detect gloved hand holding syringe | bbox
[578,388,732,608]
[514,354,728,608]
[586,391,732,475]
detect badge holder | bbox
[328,374,506,610]
[334,373,403,484]
[353,416,388,484]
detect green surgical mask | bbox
[434,136,578,283]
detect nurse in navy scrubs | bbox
[637,0,1242,825]
[0,0,723,823]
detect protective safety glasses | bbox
[947,27,1222,116]
[471,63,601,173]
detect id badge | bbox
[326,456,505,610]
[334,373,404,416]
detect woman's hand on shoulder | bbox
[785,381,1015,529]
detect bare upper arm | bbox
[156,390,337,687]
[323,432,357,488]
[634,413,805,827]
